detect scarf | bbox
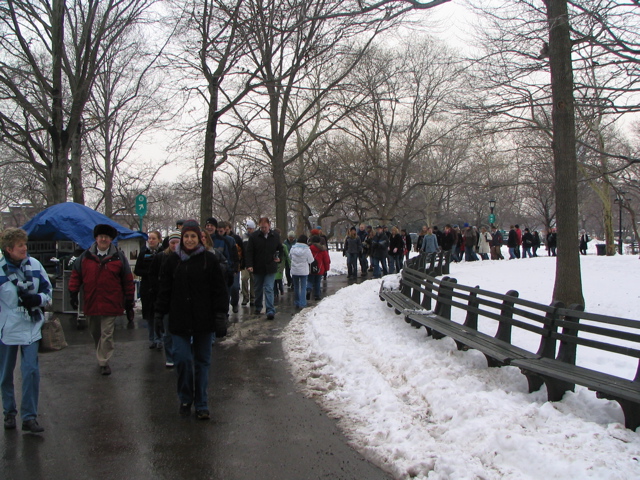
[1,255,41,321]
[176,244,205,262]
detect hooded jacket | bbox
[309,242,331,276]
[289,242,315,276]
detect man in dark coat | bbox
[370,225,389,278]
[244,217,283,320]
[490,226,504,260]
[68,224,135,375]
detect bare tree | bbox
[0,0,157,205]
[82,31,171,217]
[231,0,451,230]
[163,0,262,225]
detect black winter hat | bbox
[205,217,218,227]
[93,224,118,239]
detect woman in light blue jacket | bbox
[0,228,52,433]
[420,227,439,254]
[288,235,315,309]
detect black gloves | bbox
[214,313,228,338]
[125,299,135,322]
[19,293,41,309]
[69,291,79,310]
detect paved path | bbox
[1,274,391,480]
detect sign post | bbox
[135,194,147,231]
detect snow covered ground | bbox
[283,247,640,479]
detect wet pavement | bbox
[2,274,391,480]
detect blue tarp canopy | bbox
[21,202,147,249]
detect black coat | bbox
[245,229,283,274]
[389,233,404,255]
[155,249,229,336]
[134,246,159,300]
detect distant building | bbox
[1,203,39,229]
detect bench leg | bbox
[544,376,575,402]
[518,369,545,393]
[484,354,506,368]
[596,393,640,430]
[431,329,446,340]
[454,339,469,351]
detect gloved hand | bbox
[125,299,135,311]
[19,293,41,309]
[214,313,228,338]
[69,291,79,310]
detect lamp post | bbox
[488,199,496,227]
[614,191,626,255]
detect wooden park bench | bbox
[379,263,640,430]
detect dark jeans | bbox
[162,314,174,365]
[230,271,240,307]
[307,274,322,299]
[172,333,214,410]
[359,253,369,274]
[347,252,359,277]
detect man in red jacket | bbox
[68,224,135,375]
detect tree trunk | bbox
[70,120,85,204]
[546,0,584,306]
[272,150,288,231]
[49,0,69,205]
[603,199,615,255]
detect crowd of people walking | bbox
[339,222,568,279]
[0,216,585,433]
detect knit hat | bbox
[93,224,118,239]
[288,231,295,238]
[205,217,218,228]
[246,220,256,229]
[310,228,320,236]
[168,230,181,241]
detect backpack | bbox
[309,258,320,275]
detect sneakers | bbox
[179,403,192,417]
[266,313,275,320]
[4,414,16,430]
[22,419,44,433]
[100,365,112,376]
[196,409,210,420]
[232,305,239,313]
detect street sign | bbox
[488,214,496,224]
[135,194,147,217]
